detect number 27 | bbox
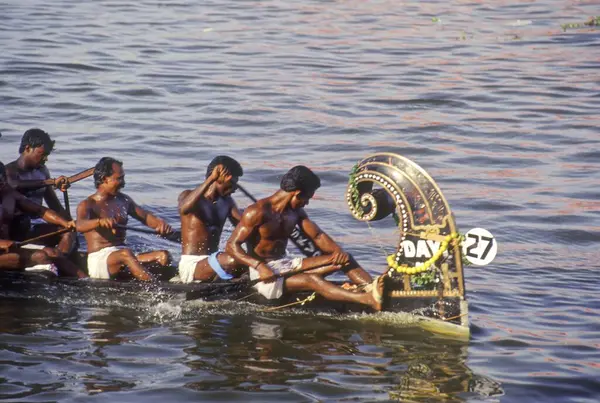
[466,234,494,260]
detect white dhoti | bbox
[250,257,303,300]
[87,246,125,279]
[178,254,208,284]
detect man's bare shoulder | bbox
[240,200,268,222]
[4,161,19,177]
[178,189,192,202]
[116,192,133,203]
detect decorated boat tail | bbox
[344,153,496,339]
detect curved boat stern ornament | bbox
[347,153,497,337]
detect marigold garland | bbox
[387,232,461,275]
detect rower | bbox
[0,161,83,277]
[176,156,245,283]
[76,157,173,281]
[226,165,384,311]
[5,129,76,256]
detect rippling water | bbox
[1,0,599,401]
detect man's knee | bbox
[30,250,52,265]
[156,250,171,266]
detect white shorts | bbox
[87,246,125,279]
[250,257,302,300]
[21,244,58,276]
[178,254,208,284]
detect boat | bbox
[1,153,496,339]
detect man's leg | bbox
[340,254,372,285]
[106,248,153,281]
[0,248,53,270]
[284,273,384,311]
[297,254,372,284]
[193,252,244,282]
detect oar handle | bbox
[236,184,257,203]
[18,167,95,190]
[247,262,342,287]
[116,224,182,244]
[16,227,74,247]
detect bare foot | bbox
[369,275,385,311]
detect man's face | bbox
[25,145,49,167]
[291,189,314,209]
[104,163,125,194]
[218,175,239,197]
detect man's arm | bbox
[75,199,115,233]
[14,191,74,229]
[298,210,350,265]
[178,165,228,215]
[43,183,68,216]
[225,204,273,280]
[127,196,172,235]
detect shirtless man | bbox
[226,165,384,311]
[76,157,172,281]
[0,161,79,275]
[177,156,244,283]
[5,129,76,256]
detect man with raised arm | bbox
[0,161,82,276]
[177,156,245,283]
[76,157,173,281]
[226,165,384,311]
[5,129,76,256]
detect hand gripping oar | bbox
[236,184,322,258]
[15,227,75,248]
[116,224,182,244]
[17,167,95,190]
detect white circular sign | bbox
[462,228,497,266]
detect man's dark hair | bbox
[94,157,123,188]
[206,156,243,179]
[280,165,321,195]
[19,128,55,154]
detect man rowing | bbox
[0,161,81,276]
[76,157,173,281]
[226,165,384,311]
[177,156,244,283]
[5,129,77,257]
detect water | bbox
[1,0,599,401]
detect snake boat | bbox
[2,153,496,339]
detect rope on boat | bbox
[441,312,468,322]
[260,292,317,312]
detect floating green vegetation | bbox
[432,17,441,23]
[411,269,436,288]
[561,16,600,31]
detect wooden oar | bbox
[17,167,95,190]
[15,227,74,247]
[63,190,72,219]
[186,261,345,300]
[236,184,322,258]
[246,262,342,288]
[116,225,182,244]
